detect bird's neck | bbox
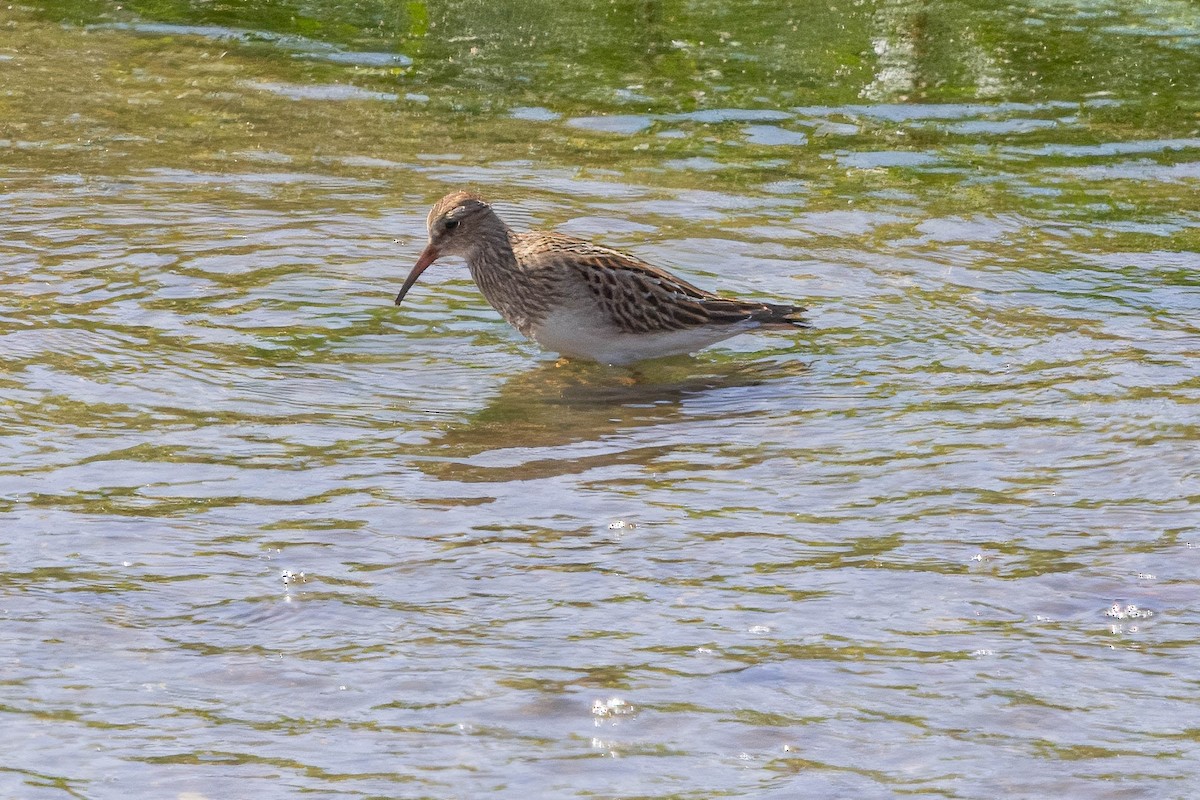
[466,230,550,334]
[464,225,517,278]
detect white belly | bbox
[529,308,756,365]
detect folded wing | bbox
[519,234,807,334]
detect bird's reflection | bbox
[414,354,809,483]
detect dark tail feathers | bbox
[757,302,810,329]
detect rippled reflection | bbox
[415,358,811,482]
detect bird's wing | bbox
[515,232,807,334]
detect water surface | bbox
[2,1,1199,798]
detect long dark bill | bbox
[394,243,441,305]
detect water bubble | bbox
[1105,603,1152,620]
[281,569,307,587]
[591,697,634,719]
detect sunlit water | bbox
[2,2,1199,798]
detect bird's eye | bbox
[444,219,460,231]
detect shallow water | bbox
[2,1,1199,798]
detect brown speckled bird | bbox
[394,191,808,365]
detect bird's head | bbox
[395,191,496,305]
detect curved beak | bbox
[394,242,440,305]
